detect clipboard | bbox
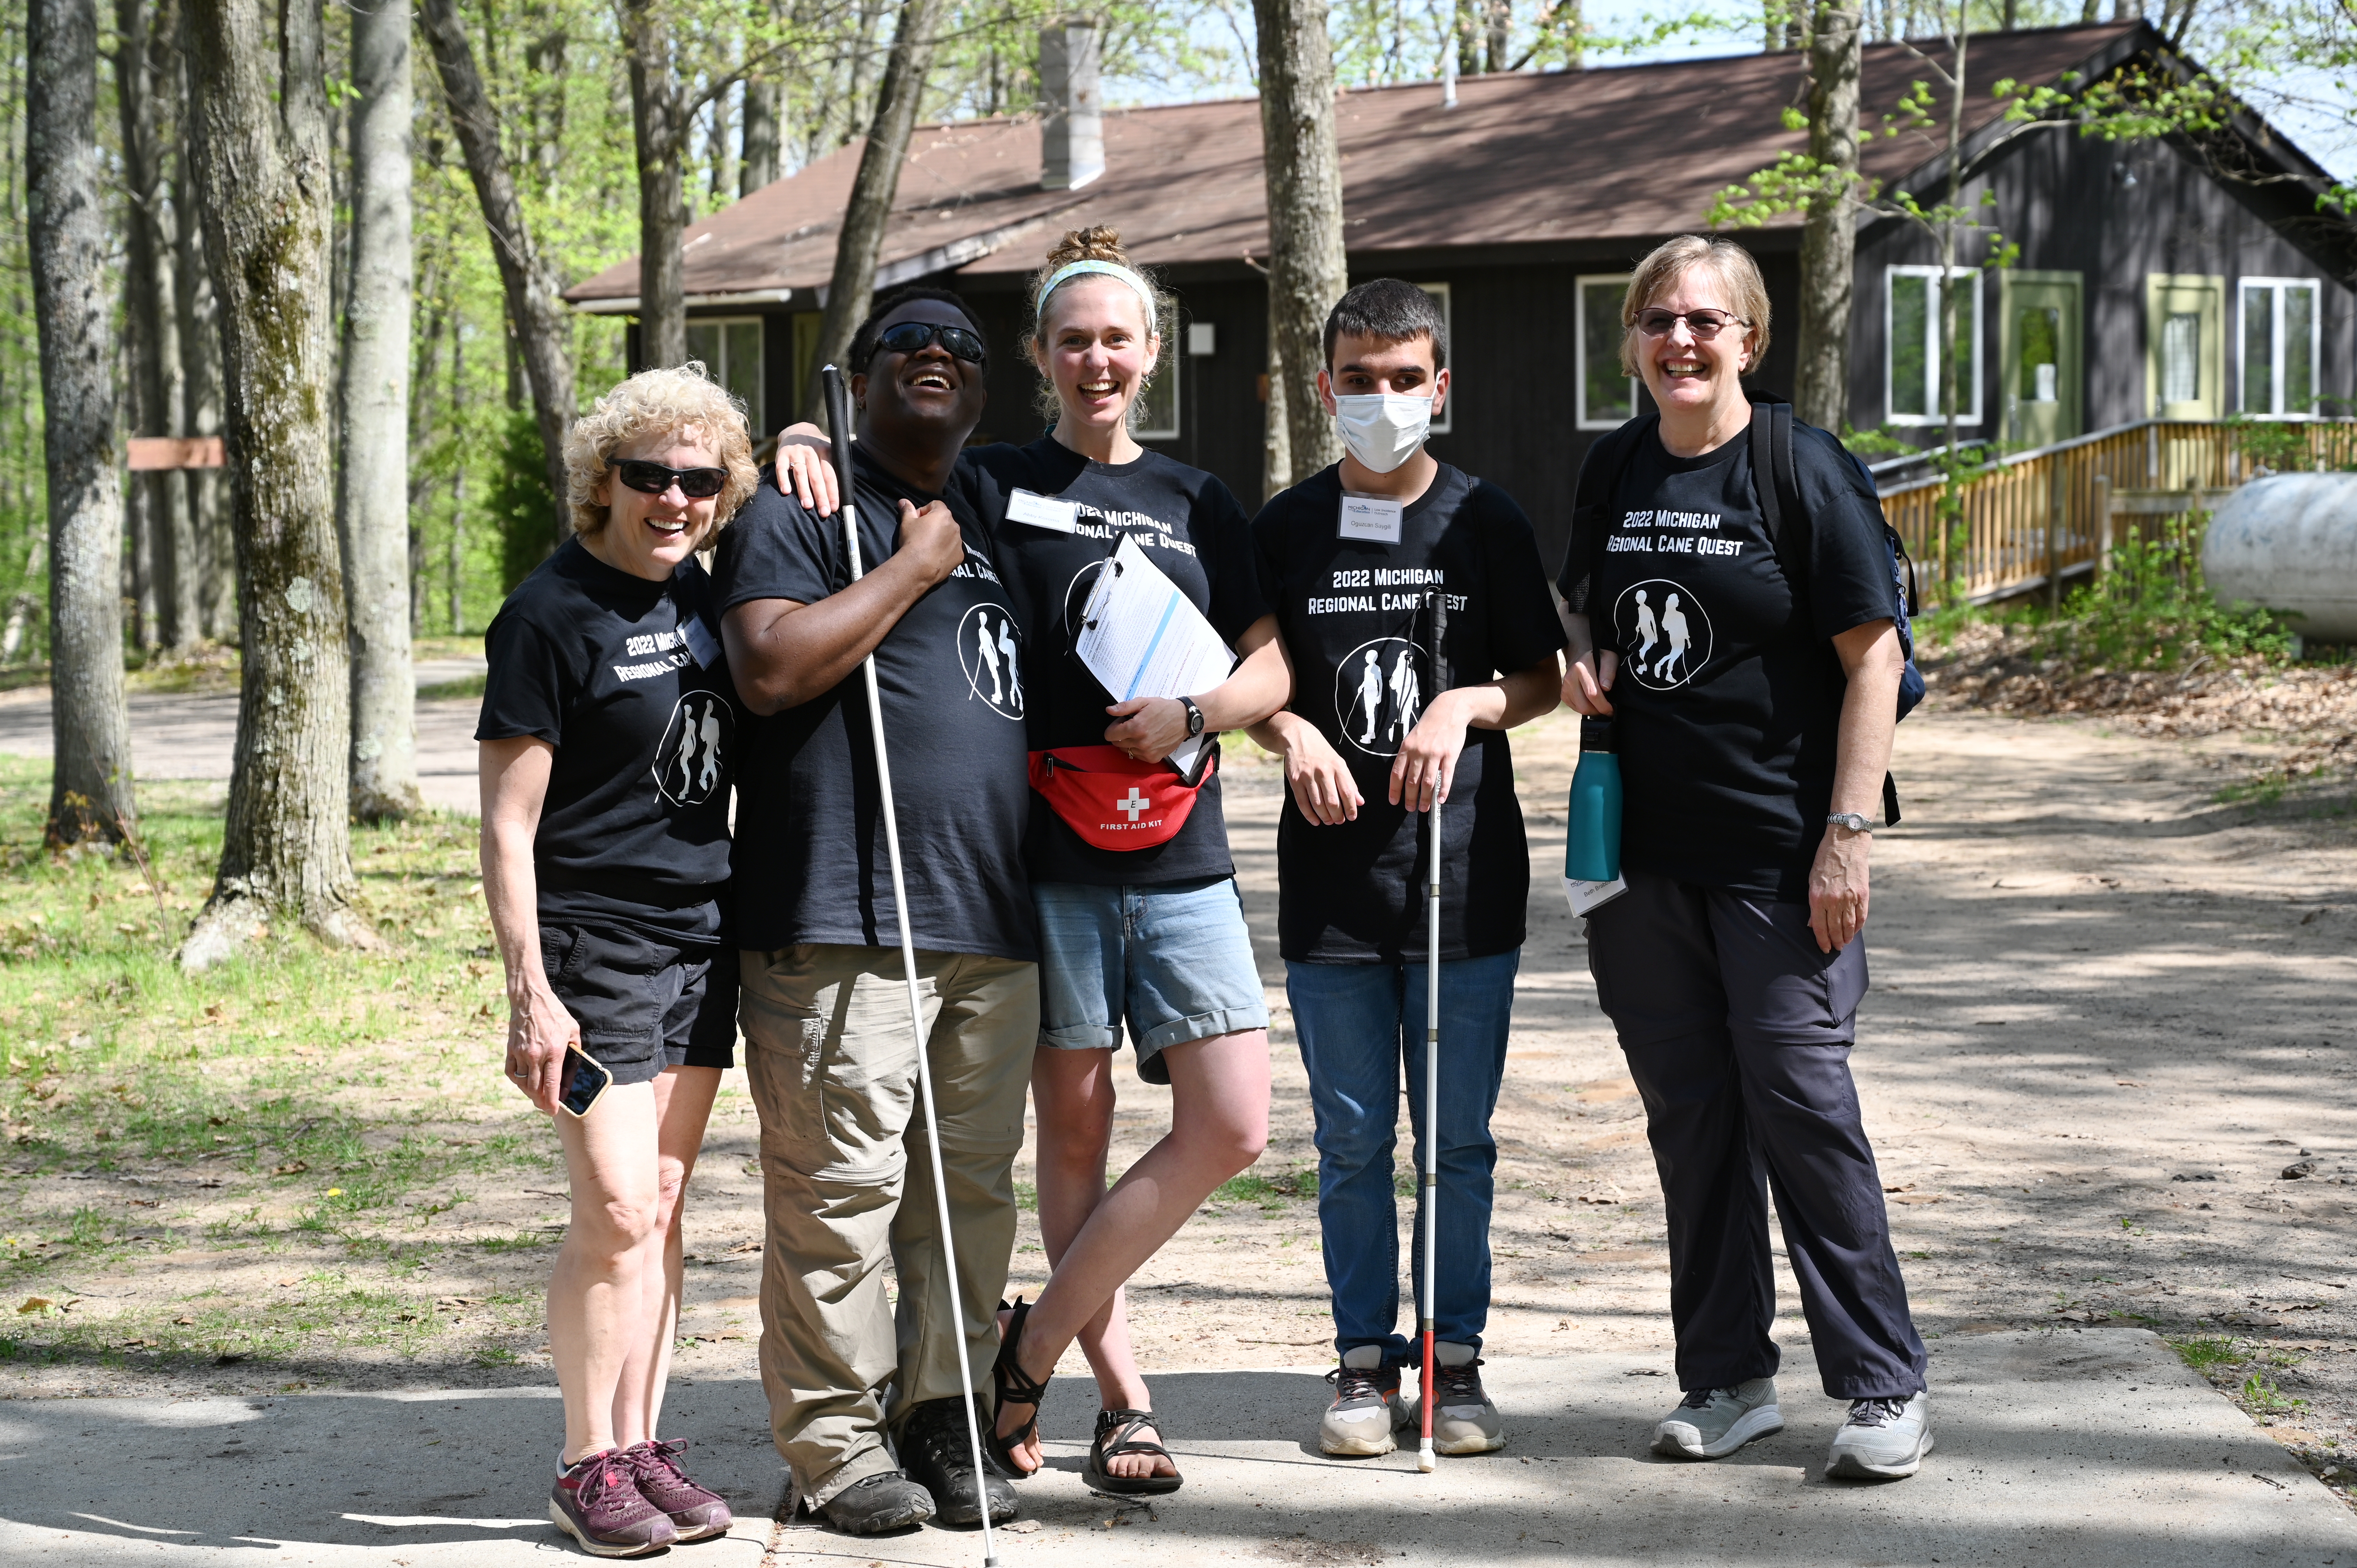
[1074,535,1235,783]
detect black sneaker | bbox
[897,1396,1018,1527]
[818,1470,936,1536]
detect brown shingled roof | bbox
[563,23,2142,308]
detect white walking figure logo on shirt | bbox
[1353,649,1385,745]
[1612,578,1714,692]
[955,603,1025,720]
[1387,649,1421,742]
[1116,787,1150,823]
[654,689,733,807]
[1631,589,1661,676]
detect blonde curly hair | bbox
[1023,226,1171,427]
[563,362,759,540]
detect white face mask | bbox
[1332,392,1433,474]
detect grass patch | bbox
[2243,1373,2309,1416]
[417,674,486,701]
[1213,1167,1318,1211]
[2169,1334,2247,1375]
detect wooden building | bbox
[564,21,2357,567]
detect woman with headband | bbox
[778,226,1288,1495]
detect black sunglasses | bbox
[872,320,988,365]
[614,459,728,499]
[1636,309,1747,339]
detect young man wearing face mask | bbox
[1247,279,1565,1459]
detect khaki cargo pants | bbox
[740,942,1037,1506]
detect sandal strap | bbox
[993,1298,1053,1407]
[1093,1408,1172,1460]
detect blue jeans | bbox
[1286,949,1520,1364]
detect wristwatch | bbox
[1178,695,1207,739]
[1825,812,1875,834]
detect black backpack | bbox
[1564,392,1922,825]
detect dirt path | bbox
[7,704,2355,1488]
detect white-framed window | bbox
[685,317,765,434]
[1135,342,1180,441]
[1576,274,1638,429]
[1885,265,1982,427]
[1416,282,1454,434]
[2240,277,2320,418]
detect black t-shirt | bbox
[476,536,739,944]
[956,436,1269,887]
[1253,464,1565,964]
[714,453,1035,961]
[1557,420,1897,901]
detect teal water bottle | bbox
[1565,717,1622,883]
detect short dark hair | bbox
[1323,279,1448,372]
[849,285,986,369]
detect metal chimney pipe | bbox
[1040,19,1104,191]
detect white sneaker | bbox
[1428,1343,1505,1455]
[1826,1391,1933,1479]
[1652,1377,1783,1459]
[1318,1346,1407,1457]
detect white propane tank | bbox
[2201,473,2357,642]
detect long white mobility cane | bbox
[822,364,1002,1567]
[1417,590,1448,1475]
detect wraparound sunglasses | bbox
[614,459,728,499]
[872,320,988,364]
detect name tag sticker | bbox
[1007,488,1081,533]
[680,613,721,669]
[1338,494,1404,545]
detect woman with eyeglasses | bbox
[770,228,1289,1499]
[478,364,758,1557]
[1556,235,1933,1480]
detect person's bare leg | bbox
[1027,1049,1159,1478]
[550,1080,663,1465]
[611,1065,721,1448]
[995,1030,1270,1473]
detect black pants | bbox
[1585,870,1926,1400]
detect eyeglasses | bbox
[872,320,988,365]
[614,459,728,499]
[1636,309,1747,339]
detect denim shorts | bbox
[1034,877,1269,1085]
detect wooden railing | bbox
[1875,419,2357,607]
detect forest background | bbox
[0,0,2351,661]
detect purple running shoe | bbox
[549,1448,678,1557]
[625,1439,733,1540]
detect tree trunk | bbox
[741,74,781,194]
[1253,0,1348,484]
[418,0,576,535]
[1262,281,1290,502]
[1795,0,1861,432]
[800,0,949,418]
[622,0,689,369]
[339,0,419,823]
[1483,0,1509,72]
[115,0,198,652]
[173,7,232,644]
[182,0,364,966]
[28,0,137,848]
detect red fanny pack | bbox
[1027,745,1215,851]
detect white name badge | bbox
[1338,493,1404,545]
[1006,488,1081,533]
[680,613,721,669]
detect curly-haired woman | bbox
[478,363,759,1557]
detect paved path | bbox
[0,659,486,812]
[2,1331,2351,1565]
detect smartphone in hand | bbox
[558,1046,613,1118]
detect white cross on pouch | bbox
[1115,787,1151,823]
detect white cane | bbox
[822,363,1002,1566]
[1417,590,1448,1474]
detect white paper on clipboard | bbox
[1074,534,1236,779]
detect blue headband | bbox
[1036,260,1159,328]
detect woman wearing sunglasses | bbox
[478,363,760,1556]
[1556,235,1930,1478]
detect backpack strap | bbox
[1561,415,1654,614]
[1747,396,1804,559]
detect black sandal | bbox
[988,1296,1051,1478]
[1084,1408,1182,1496]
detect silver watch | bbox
[1825,812,1875,834]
